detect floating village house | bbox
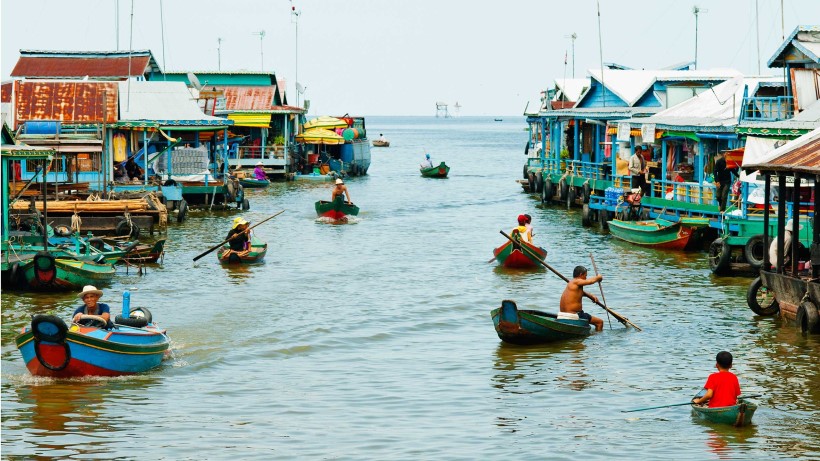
[159,71,304,178]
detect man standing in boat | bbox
[332,178,352,204]
[559,266,604,331]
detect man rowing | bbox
[559,266,604,332]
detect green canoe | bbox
[20,251,116,291]
[420,162,450,178]
[217,236,268,264]
[691,396,758,427]
[315,196,360,220]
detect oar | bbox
[499,230,642,331]
[589,253,612,329]
[192,210,284,261]
[622,394,763,413]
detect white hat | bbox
[256,161,263,166]
[785,219,803,231]
[78,285,103,298]
[335,178,344,185]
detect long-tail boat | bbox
[493,236,548,268]
[217,236,267,264]
[691,394,758,427]
[15,292,170,377]
[420,161,450,178]
[491,300,591,344]
[315,196,360,220]
[607,216,709,251]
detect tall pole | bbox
[259,31,265,70]
[292,2,301,109]
[755,0,761,74]
[127,0,134,111]
[693,6,700,70]
[597,1,606,107]
[160,0,167,80]
[217,37,223,71]
[115,0,120,50]
[571,32,577,78]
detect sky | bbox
[1,0,818,116]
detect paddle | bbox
[589,253,612,329]
[192,210,284,261]
[499,230,642,331]
[622,394,763,413]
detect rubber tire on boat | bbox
[32,251,57,285]
[115,219,140,238]
[129,306,153,323]
[746,277,780,316]
[177,199,188,223]
[744,235,770,270]
[226,179,237,202]
[242,198,250,211]
[581,203,592,227]
[528,172,537,193]
[9,262,20,285]
[523,165,529,180]
[31,314,68,343]
[54,225,72,237]
[535,174,544,193]
[567,187,577,209]
[708,238,732,275]
[114,315,148,328]
[34,340,71,371]
[559,179,568,201]
[796,301,820,334]
[582,183,591,204]
[598,210,610,231]
[542,180,553,204]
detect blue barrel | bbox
[25,121,61,135]
[340,144,354,163]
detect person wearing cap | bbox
[768,218,803,270]
[225,217,252,256]
[692,351,741,408]
[331,178,352,204]
[713,151,737,212]
[420,154,434,169]
[511,214,532,243]
[253,161,267,181]
[524,214,534,240]
[628,148,648,196]
[72,285,111,326]
[559,266,604,332]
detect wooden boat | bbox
[372,140,390,147]
[691,395,758,427]
[15,292,170,377]
[493,238,548,269]
[19,251,116,291]
[420,161,450,178]
[315,196,360,220]
[607,217,709,251]
[239,177,271,188]
[116,238,167,264]
[491,300,590,344]
[217,236,268,264]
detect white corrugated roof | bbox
[118,81,224,121]
[585,68,741,106]
[554,78,589,102]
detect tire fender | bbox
[744,234,770,270]
[582,183,591,204]
[581,204,592,227]
[746,277,779,316]
[528,172,537,193]
[796,301,820,334]
[708,238,732,275]
[177,200,188,223]
[543,180,553,203]
[559,179,568,201]
[32,251,57,285]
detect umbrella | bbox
[295,128,345,145]
[303,116,348,130]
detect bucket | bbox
[320,164,330,174]
[307,153,319,163]
[313,167,320,174]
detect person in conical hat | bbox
[225,217,252,256]
[72,285,111,327]
[331,178,352,204]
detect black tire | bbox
[567,187,577,208]
[528,172,537,193]
[796,301,820,334]
[746,277,779,316]
[582,183,591,204]
[523,165,529,180]
[129,306,153,323]
[598,210,610,231]
[582,204,592,227]
[543,180,553,204]
[177,200,188,223]
[115,220,140,238]
[535,173,544,193]
[226,180,237,202]
[31,314,68,343]
[9,262,20,285]
[242,198,250,211]
[708,238,732,275]
[559,179,568,201]
[114,315,148,328]
[54,225,72,237]
[32,251,56,285]
[744,235,770,270]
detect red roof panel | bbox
[1,82,11,103]
[14,81,118,127]
[220,86,275,110]
[11,56,151,78]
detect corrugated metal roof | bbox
[554,78,589,103]
[768,25,820,68]
[738,98,820,132]
[220,86,275,110]
[539,106,660,120]
[1,82,11,103]
[583,69,741,107]
[744,127,820,174]
[14,80,118,127]
[118,81,229,126]
[11,50,159,78]
[161,71,276,86]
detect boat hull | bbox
[420,162,450,178]
[372,140,390,147]
[491,300,590,344]
[240,178,270,188]
[21,254,116,291]
[608,218,706,251]
[16,315,169,378]
[315,197,360,220]
[217,237,268,263]
[493,239,547,268]
[691,399,758,427]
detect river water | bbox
[2,116,819,460]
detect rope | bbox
[70,213,82,233]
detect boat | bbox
[493,237,548,269]
[491,300,591,344]
[114,238,167,264]
[294,172,335,181]
[494,118,503,122]
[372,140,390,147]
[239,177,271,188]
[18,251,116,291]
[315,196,360,221]
[420,161,450,178]
[217,236,268,264]
[607,217,709,251]
[15,291,170,377]
[691,395,758,427]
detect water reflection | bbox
[697,420,758,460]
[220,263,255,284]
[492,339,588,393]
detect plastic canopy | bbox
[303,116,348,130]
[295,128,345,145]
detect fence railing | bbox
[740,96,794,122]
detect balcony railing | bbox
[740,96,794,122]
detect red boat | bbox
[493,239,548,269]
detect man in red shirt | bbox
[692,351,741,408]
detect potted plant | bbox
[560,148,570,170]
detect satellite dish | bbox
[187,72,202,90]
[296,82,306,94]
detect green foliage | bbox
[560,148,570,159]
[273,135,286,145]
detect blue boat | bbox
[15,291,170,377]
[491,300,591,344]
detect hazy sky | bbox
[1,0,817,116]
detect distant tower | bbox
[453,101,461,117]
[435,101,450,118]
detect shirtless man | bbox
[559,265,604,331]
[331,178,352,204]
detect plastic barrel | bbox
[342,128,355,141]
[308,153,319,163]
[340,144,354,162]
[25,121,61,135]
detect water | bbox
[2,116,819,460]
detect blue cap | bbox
[425,154,430,159]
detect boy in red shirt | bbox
[692,351,741,408]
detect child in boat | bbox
[692,351,741,408]
[511,215,532,243]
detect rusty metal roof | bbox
[11,50,160,79]
[219,86,275,110]
[14,80,118,127]
[1,82,11,103]
[744,127,820,175]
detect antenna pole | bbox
[217,37,223,71]
[755,0,761,74]
[597,1,606,107]
[127,0,134,111]
[292,3,300,109]
[571,32,577,78]
[693,6,700,70]
[160,0,167,80]
[115,0,120,50]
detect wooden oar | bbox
[622,394,763,413]
[589,253,612,329]
[499,230,642,331]
[193,210,284,261]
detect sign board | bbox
[617,122,631,142]
[641,123,656,143]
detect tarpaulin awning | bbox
[303,116,348,130]
[228,113,272,128]
[295,128,345,145]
